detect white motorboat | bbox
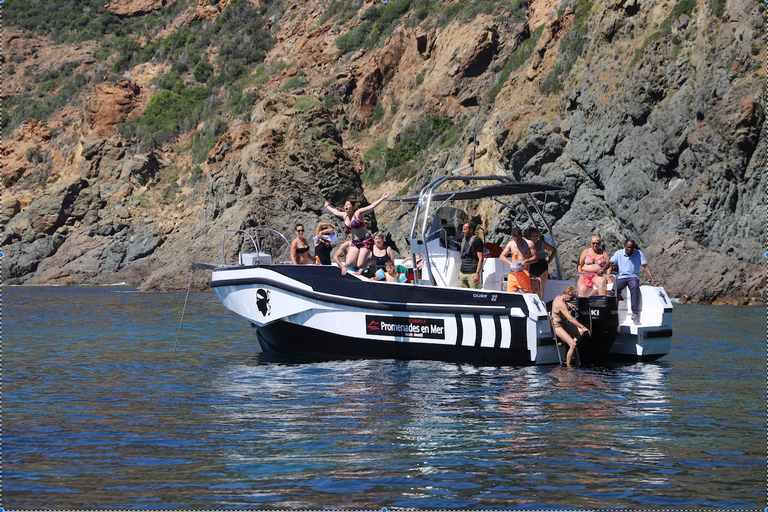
[207,173,672,365]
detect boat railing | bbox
[530,275,543,298]
[220,228,291,266]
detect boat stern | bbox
[610,285,673,361]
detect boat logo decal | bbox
[256,289,271,317]
[365,315,445,339]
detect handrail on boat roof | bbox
[388,176,564,204]
[220,228,291,266]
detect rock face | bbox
[1,0,764,304]
[105,0,174,17]
[86,80,142,137]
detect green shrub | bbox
[335,0,415,54]
[194,60,214,83]
[710,0,726,17]
[108,36,142,73]
[336,20,373,54]
[362,163,388,187]
[189,165,204,185]
[120,87,212,150]
[213,0,273,77]
[283,70,309,91]
[8,73,89,131]
[364,139,388,162]
[6,0,278,140]
[320,0,364,25]
[159,71,184,91]
[362,116,454,186]
[437,2,464,26]
[370,103,385,124]
[226,89,259,117]
[539,1,591,95]
[631,31,661,67]
[191,118,227,163]
[397,116,453,159]
[489,26,543,101]
[293,96,321,111]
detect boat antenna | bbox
[451,130,478,175]
[470,129,476,172]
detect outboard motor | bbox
[571,296,619,364]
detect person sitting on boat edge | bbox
[370,231,396,273]
[577,234,612,296]
[332,240,364,275]
[324,192,390,270]
[525,227,557,298]
[610,239,659,324]
[457,222,484,289]
[499,226,537,293]
[313,222,338,265]
[552,285,590,367]
[291,223,312,265]
[373,260,407,283]
[401,253,423,269]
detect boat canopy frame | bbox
[220,228,291,266]
[389,174,565,286]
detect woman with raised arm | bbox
[324,192,389,270]
[313,222,337,265]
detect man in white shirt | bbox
[610,239,659,324]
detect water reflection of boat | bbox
[207,172,672,365]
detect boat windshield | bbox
[426,207,466,248]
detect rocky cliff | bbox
[1,0,765,304]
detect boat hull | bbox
[211,264,577,366]
[544,279,672,362]
[609,285,674,361]
[255,320,540,365]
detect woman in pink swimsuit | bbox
[577,235,612,296]
[324,192,389,270]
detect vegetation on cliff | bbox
[1,0,764,304]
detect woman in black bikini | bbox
[290,223,311,265]
[525,227,557,298]
[370,232,395,272]
[324,192,389,270]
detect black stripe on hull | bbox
[454,313,463,346]
[473,315,482,347]
[256,320,536,366]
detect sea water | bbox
[3,286,764,509]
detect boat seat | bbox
[483,243,503,258]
